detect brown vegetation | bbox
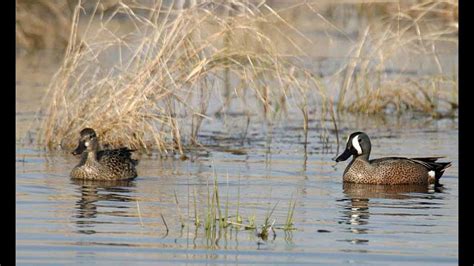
[20,0,457,153]
[34,0,330,153]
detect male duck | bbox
[70,128,138,180]
[335,132,450,186]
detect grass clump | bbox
[256,202,278,240]
[193,171,299,245]
[25,0,457,152]
[332,0,458,116]
[283,194,297,231]
[34,0,328,153]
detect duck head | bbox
[72,128,99,155]
[335,132,371,162]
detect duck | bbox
[70,128,138,180]
[334,132,450,186]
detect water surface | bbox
[16,2,458,264]
[16,116,458,265]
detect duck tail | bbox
[434,162,452,179]
[410,157,451,187]
[432,162,451,187]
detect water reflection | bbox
[71,179,136,235]
[338,183,434,247]
[342,183,430,200]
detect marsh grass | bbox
[34,0,330,154]
[193,187,200,226]
[26,0,457,153]
[256,201,278,240]
[332,0,458,115]
[128,170,298,245]
[283,194,297,231]
[185,170,299,244]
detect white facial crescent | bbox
[352,135,362,155]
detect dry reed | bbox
[27,0,457,153]
[34,0,329,153]
[329,0,458,115]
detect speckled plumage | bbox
[70,128,138,180]
[335,132,451,185]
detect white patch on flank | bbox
[84,141,89,147]
[352,135,362,155]
[428,170,435,178]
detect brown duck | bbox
[335,132,451,186]
[70,128,138,180]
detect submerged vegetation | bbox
[135,171,298,245]
[19,0,457,153]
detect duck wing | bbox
[408,157,451,177]
[370,156,451,183]
[369,157,410,164]
[97,148,138,165]
[409,156,446,163]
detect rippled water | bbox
[16,116,458,265]
[16,2,458,263]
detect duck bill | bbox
[72,141,86,155]
[335,149,352,162]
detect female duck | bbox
[70,128,138,180]
[335,132,450,186]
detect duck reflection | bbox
[71,179,136,235]
[338,183,431,246]
[343,183,430,200]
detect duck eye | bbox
[358,138,362,143]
